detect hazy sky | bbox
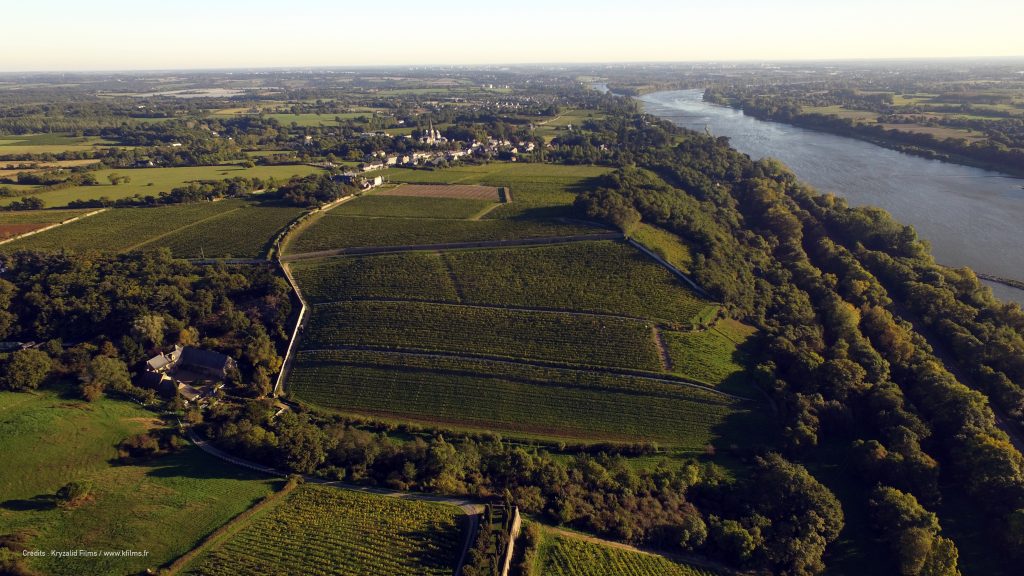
[2,0,1022,71]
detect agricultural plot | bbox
[333,195,496,219]
[289,350,753,448]
[285,214,600,254]
[186,484,464,576]
[629,223,694,273]
[378,183,502,201]
[0,201,240,254]
[137,203,305,258]
[0,134,120,156]
[663,323,756,397]
[386,163,610,219]
[444,241,714,327]
[0,209,89,240]
[302,300,663,371]
[535,532,717,576]
[0,390,278,576]
[291,252,458,304]
[0,164,324,208]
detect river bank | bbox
[639,89,1024,306]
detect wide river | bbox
[638,89,1024,305]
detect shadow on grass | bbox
[141,446,278,483]
[399,519,465,574]
[1,495,56,512]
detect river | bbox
[636,89,1024,305]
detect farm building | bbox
[138,345,235,403]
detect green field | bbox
[0,200,301,257]
[0,164,324,208]
[285,214,600,254]
[332,195,496,219]
[629,223,694,273]
[664,321,755,396]
[186,484,464,576]
[443,241,713,327]
[535,532,716,576]
[0,390,279,576]
[291,252,460,304]
[0,134,120,156]
[302,300,663,372]
[137,203,306,258]
[289,350,752,448]
[386,163,610,219]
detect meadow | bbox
[629,223,694,273]
[664,321,755,396]
[534,531,717,576]
[302,300,664,372]
[0,390,279,576]
[0,134,120,156]
[0,164,324,208]
[0,200,301,258]
[185,484,464,576]
[288,350,749,448]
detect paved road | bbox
[280,232,624,261]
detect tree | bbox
[79,355,131,402]
[870,486,960,576]
[56,480,92,507]
[132,314,165,348]
[1,349,52,391]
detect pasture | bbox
[185,484,464,576]
[0,163,324,208]
[0,134,120,157]
[0,390,279,576]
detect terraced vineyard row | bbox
[140,204,305,258]
[291,252,459,304]
[443,241,714,326]
[537,534,717,576]
[187,484,463,576]
[333,195,496,219]
[289,350,747,447]
[286,214,599,254]
[302,300,664,372]
[0,201,242,253]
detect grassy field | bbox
[0,390,279,576]
[288,350,753,448]
[332,195,497,219]
[0,134,120,156]
[0,164,324,208]
[285,214,600,254]
[534,531,717,576]
[664,321,756,396]
[185,484,464,576]
[302,300,664,372]
[291,252,460,304]
[629,223,694,273]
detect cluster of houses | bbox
[137,345,235,405]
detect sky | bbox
[2,0,1022,71]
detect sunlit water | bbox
[640,89,1024,305]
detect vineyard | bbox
[443,241,715,326]
[0,209,89,240]
[332,195,497,219]
[664,327,753,395]
[185,484,464,576]
[290,252,459,304]
[285,214,599,254]
[138,203,305,258]
[0,201,241,253]
[301,300,664,371]
[377,183,501,201]
[535,533,717,576]
[288,350,751,447]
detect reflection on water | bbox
[641,89,1024,305]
